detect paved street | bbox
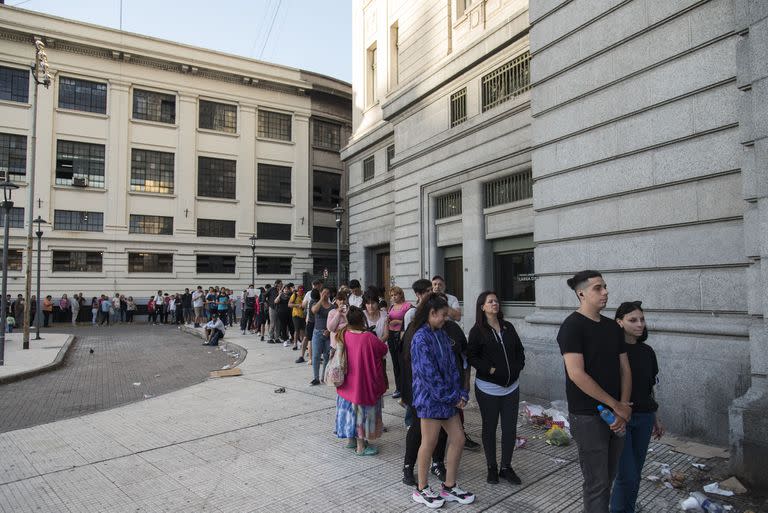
[0,325,233,433]
[0,328,760,512]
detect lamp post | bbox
[249,234,257,286]
[33,216,46,341]
[332,203,345,288]
[0,181,20,366]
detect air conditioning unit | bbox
[72,177,88,187]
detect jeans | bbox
[92,309,98,325]
[311,330,331,381]
[209,329,224,346]
[610,413,655,513]
[43,311,50,327]
[475,385,520,468]
[268,308,278,339]
[570,414,625,513]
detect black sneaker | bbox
[487,465,499,484]
[402,465,416,486]
[412,487,444,509]
[430,462,446,482]
[260,335,264,341]
[499,467,522,485]
[309,379,320,386]
[440,483,475,505]
[464,434,481,451]
[295,357,306,364]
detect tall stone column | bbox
[175,94,197,236]
[461,180,488,314]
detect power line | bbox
[258,0,281,60]
[248,0,273,57]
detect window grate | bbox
[196,254,236,274]
[363,156,375,181]
[313,226,336,243]
[0,66,29,103]
[481,52,530,112]
[0,133,27,181]
[197,219,236,238]
[386,145,395,171]
[133,89,175,124]
[128,253,173,273]
[199,100,237,133]
[435,191,462,219]
[0,207,24,228]
[53,210,103,232]
[257,164,292,204]
[257,222,291,241]
[0,249,23,271]
[52,251,102,272]
[129,215,173,235]
[58,77,107,114]
[450,88,467,127]
[312,170,341,209]
[258,110,292,141]
[131,149,174,194]
[313,119,341,150]
[257,256,292,275]
[198,157,236,199]
[56,140,105,188]
[484,170,533,208]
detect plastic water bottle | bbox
[684,492,725,513]
[597,405,625,437]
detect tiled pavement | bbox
[0,328,754,512]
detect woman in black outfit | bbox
[467,290,525,485]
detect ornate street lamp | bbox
[249,234,257,286]
[33,216,47,341]
[0,181,20,366]
[332,203,345,287]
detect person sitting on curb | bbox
[204,313,226,346]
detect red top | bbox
[336,330,388,406]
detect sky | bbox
[6,0,352,83]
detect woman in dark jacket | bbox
[467,290,525,486]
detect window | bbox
[53,210,103,232]
[435,191,462,219]
[313,226,336,243]
[0,66,29,103]
[313,257,336,274]
[55,140,105,188]
[366,44,377,107]
[482,52,531,112]
[128,253,173,273]
[129,215,173,235]
[257,164,292,204]
[133,89,176,124]
[258,110,292,141]
[363,156,375,181]
[0,207,25,228]
[199,99,237,133]
[450,88,467,127]
[257,222,291,241]
[52,251,102,272]
[198,157,236,199]
[197,219,236,238]
[386,145,395,171]
[0,133,27,182]
[484,170,533,208]
[313,119,341,150]
[444,257,464,301]
[457,0,475,16]
[493,251,535,302]
[58,77,107,114]
[313,170,341,209]
[389,22,399,89]
[257,256,291,275]
[0,249,22,271]
[130,149,174,194]
[196,254,236,274]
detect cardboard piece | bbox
[718,476,747,494]
[663,435,729,459]
[209,368,242,378]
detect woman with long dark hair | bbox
[467,291,525,485]
[410,293,475,508]
[610,301,663,513]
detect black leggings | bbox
[387,331,402,392]
[475,384,520,468]
[403,407,448,468]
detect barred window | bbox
[257,256,291,275]
[313,226,336,243]
[0,207,24,228]
[58,77,107,114]
[0,133,27,181]
[0,66,29,103]
[196,254,236,274]
[386,145,395,171]
[198,157,236,199]
[450,88,467,127]
[313,257,336,274]
[199,99,237,133]
[128,253,173,273]
[484,170,533,208]
[481,52,530,112]
[363,156,375,181]
[313,119,341,150]
[129,214,173,235]
[131,149,174,194]
[197,219,236,238]
[133,89,176,124]
[257,164,292,204]
[52,251,102,272]
[258,110,292,141]
[53,210,103,232]
[257,222,291,241]
[0,249,23,271]
[56,140,105,188]
[435,191,462,219]
[313,170,341,209]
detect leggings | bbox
[475,384,520,468]
[387,331,403,392]
[403,406,448,468]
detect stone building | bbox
[0,6,351,300]
[343,0,767,487]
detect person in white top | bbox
[204,314,226,346]
[403,279,434,332]
[432,275,461,322]
[363,292,389,342]
[192,286,204,327]
[348,279,364,308]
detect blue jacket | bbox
[411,324,469,419]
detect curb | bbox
[0,335,77,385]
[179,325,248,369]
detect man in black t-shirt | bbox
[557,270,632,513]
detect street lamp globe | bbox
[249,234,257,249]
[0,181,19,203]
[332,203,344,227]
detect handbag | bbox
[325,340,347,387]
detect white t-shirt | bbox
[403,307,416,333]
[446,293,460,311]
[364,309,388,339]
[192,291,204,308]
[348,293,363,308]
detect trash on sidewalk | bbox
[647,463,685,488]
[515,436,527,449]
[522,401,571,434]
[209,367,242,378]
[680,491,726,512]
[692,463,708,470]
[221,364,231,370]
[274,387,286,393]
[703,482,734,496]
[551,458,568,465]
[545,425,570,446]
[143,393,153,399]
[132,382,141,386]
[717,477,747,494]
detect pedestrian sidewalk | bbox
[0,332,73,383]
[0,327,755,512]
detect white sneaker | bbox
[412,487,444,509]
[440,484,475,505]
[241,330,246,335]
[282,340,290,347]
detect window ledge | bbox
[362,101,380,115]
[435,214,462,225]
[0,99,31,109]
[55,107,108,119]
[311,145,342,152]
[128,191,177,199]
[130,118,178,129]
[196,196,239,204]
[53,185,106,193]
[256,137,294,145]
[197,128,239,138]
[255,201,294,208]
[483,199,533,216]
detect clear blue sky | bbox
[7,0,352,83]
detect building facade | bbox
[344,0,767,487]
[0,7,351,300]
